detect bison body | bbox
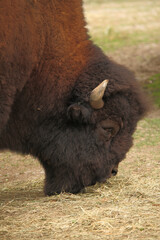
[0,0,148,195]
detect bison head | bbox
[38,74,146,195]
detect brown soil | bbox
[110,43,160,83]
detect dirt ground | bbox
[0,0,160,239]
[111,43,160,119]
[111,43,160,83]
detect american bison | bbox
[0,0,148,195]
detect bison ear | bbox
[67,103,91,123]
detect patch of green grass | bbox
[143,73,160,108]
[134,118,160,147]
[91,29,160,52]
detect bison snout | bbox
[111,167,118,176]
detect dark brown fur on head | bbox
[0,0,149,195]
[42,52,148,195]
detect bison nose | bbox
[111,167,118,176]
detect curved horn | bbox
[90,79,109,109]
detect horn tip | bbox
[103,79,109,88]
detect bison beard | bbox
[0,0,149,195]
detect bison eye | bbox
[102,126,112,132]
[97,118,122,142]
[100,127,114,141]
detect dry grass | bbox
[0,119,160,240]
[85,0,160,35]
[84,0,160,47]
[1,0,160,239]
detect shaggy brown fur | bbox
[0,0,148,195]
